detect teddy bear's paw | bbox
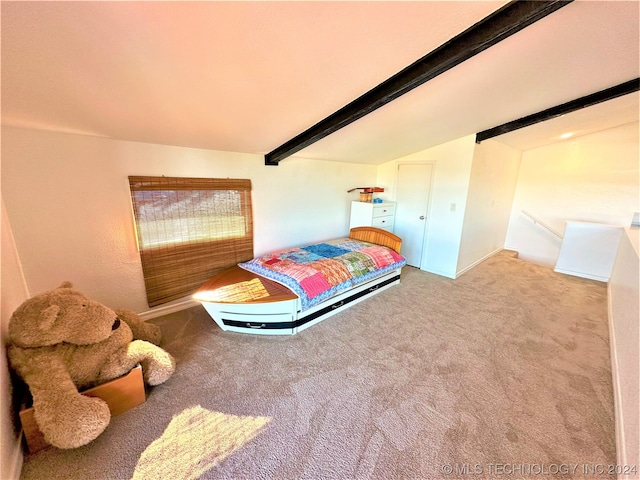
[143,348,176,386]
[37,395,111,449]
[140,323,162,345]
[116,309,162,345]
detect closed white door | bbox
[394,163,433,267]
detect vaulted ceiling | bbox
[2,1,638,165]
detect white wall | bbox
[378,135,476,278]
[504,122,639,266]
[457,140,521,275]
[1,198,29,480]
[1,127,376,314]
[608,227,639,472]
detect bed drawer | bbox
[220,311,293,324]
[222,321,295,335]
[296,272,401,333]
[219,311,295,334]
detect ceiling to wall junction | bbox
[1,1,638,165]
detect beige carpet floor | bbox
[19,251,615,479]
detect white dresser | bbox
[349,201,396,232]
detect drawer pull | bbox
[331,301,345,310]
[246,323,266,329]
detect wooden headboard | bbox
[349,226,402,253]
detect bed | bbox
[193,227,406,335]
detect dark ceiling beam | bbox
[265,0,573,165]
[475,78,640,143]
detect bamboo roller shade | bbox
[128,176,253,307]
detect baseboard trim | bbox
[6,429,24,480]
[456,247,504,278]
[422,267,456,279]
[137,299,200,321]
[607,283,627,469]
[554,267,608,282]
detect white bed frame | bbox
[195,227,404,335]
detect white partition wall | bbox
[554,221,624,282]
[457,140,521,276]
[376,135,477,278]
[608,228,640,471]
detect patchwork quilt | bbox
[238,238,406,311]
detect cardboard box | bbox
[19,365,145,453]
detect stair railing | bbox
[521,210,564,239]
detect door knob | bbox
[419,216,425,220]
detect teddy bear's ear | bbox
[9,302,63,348]
[38,305,60,331]
[58,281,73,289]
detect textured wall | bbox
[504,122,639,267]
[457,140,521,275]
[377,135,477,278]
[1,127,376,313]
[1,199,29,480]
[608,228,640,470]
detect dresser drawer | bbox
[372,215,394,229]
[349,201,397,232]
[372,204,396,218]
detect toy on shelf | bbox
[347,187,384,203]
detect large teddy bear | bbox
[7,282,176,449]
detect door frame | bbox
[393,161,436,270]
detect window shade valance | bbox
[129,176,252,192]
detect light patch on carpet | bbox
[355,431,385,479]
[131,405,270,480]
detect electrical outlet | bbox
[450,203,456,212]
